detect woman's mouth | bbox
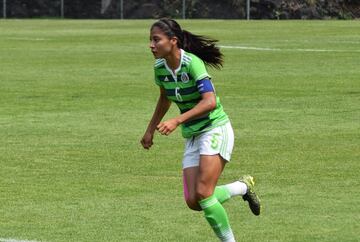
[151,51,158,57]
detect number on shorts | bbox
[211,133,221,149]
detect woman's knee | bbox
[185,187,212,211]
[195,181,213,200]
[185,197,201,211]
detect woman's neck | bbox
[165,48,181,73]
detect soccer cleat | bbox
[239,175,261,216]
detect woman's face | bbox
[149,26,177,59]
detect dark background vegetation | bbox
[1,0,359,19]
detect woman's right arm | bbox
[140,87,171,149]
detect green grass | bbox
[0,19,359,242]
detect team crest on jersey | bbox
[181,72,190,83]
[164,76,169,82]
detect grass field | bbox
[0,19,359,242]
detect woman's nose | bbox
[149,41,155,48]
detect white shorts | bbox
[182,121,234,169]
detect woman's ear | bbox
[170,37,178,46]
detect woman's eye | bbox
[154,36,162,41]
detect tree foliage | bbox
[1,0,359,19]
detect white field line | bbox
[219,45,360,53]
[278,39,360,44]
[0,238,42,242]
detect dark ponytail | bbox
[151,18,223,69]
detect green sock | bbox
[214,185,232,204]
[199,194,235,242]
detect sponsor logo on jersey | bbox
[181,72,189,83]
[164,76,169,82]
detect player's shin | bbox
[199,194,235,242]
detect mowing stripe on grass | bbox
[219,45,360,52]
[5,37,50,41]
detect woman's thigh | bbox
[183,166,199,201]
[183,154,226,202]
[196,154,226,199]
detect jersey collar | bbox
[164,49,184,82]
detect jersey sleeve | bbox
[154,68,163,87]
[189,56,211,81]
[196,78,215,94]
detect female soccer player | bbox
[140,18,261,242]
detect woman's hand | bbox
[157,118,180,136]
[140,132,154,149]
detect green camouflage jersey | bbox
[154,49,229,138]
